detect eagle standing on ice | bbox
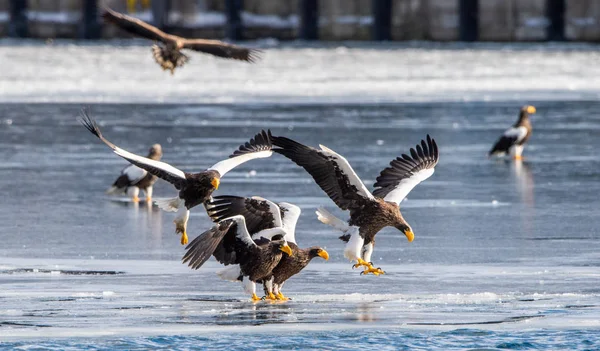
[105,144,162,203]
[489,105,536,160]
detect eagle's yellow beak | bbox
[317,249,329,260]
[280,244,293,257]
[404,229,415,242]
[211,177,220,190]
[526,106,536,114]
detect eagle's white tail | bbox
[105,186,124,195]
[154,197,182,212]
[216,265,242,282]
[316,207,349,232]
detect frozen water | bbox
[0,41,599,349]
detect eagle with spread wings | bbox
[103,8,260,74]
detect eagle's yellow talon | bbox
[276,292,289,301]
[145,196,152,202]
[251,293,261,302]
[180,232,188,245]
[361,266,385,276]
[132,196,140,203]
[353,258,371,269]
[265,292,277,301]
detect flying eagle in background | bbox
[80,110,273,245]
[183,215,293,302]
[206,195,329,301]
[102,7,261,74]
[489,105,536,160]
[105,143,162,203]
[271,134,439,275]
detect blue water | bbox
[3,330,600,351]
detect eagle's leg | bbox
[274,283,289,301]
[143,186,153,203]
[174,208,190,245]
[263,278,277,300]
[513,155,524,160]
[127,187,140,203]
[251,293,261,302]
[358,243,384,275]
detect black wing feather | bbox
[489,135,518,156]
[102,7,170,43]
[182,219,234,270]
[229,130,272,158]
[271,135,367,211]
[372,135,439,199]
[206,195,276,235]
[182,39,262,63]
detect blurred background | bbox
[0,0,598,42]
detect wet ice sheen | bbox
[1,42,600,349]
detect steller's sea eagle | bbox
[80,109,272,245]
[102,7,261,74]
[206,195,328,300]
[489,105,536,160]
[271,134,439,276]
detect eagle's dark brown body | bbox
[243,243,287,282]
[270,243,323,285]
[180,170,221,210]
[514,114,533,146]
[347,198,407,244]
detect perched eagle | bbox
[271,134,439,275]
[206,195,328,300]
[80,110,273,245]
[489,105,536,160]
[183,215,293,302]
[102,7,261,74]
[105,143,162,203]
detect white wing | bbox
[231,215,258,248]
[208,130,273,176]
[208,150,272,176]
[372,135,439,205]
[252,227,287,242]
[381,168,435,204]
[80,112,186,182]
[319,144,375,200]
[503,126,528,143]
[278,202,301,244]
[111,144,186,181]
[122,164,147,184]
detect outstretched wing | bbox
[372,135,439,205]
[102,7,172,43]
[489,126,528,156]
[278,202,301,244]
[181,39,261,63]
[80,109,187,189]
[183,215,257,269]
[113,164,147,188]
[272,135,374,211]
[206,195,282,237]
[208,130,272,176]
